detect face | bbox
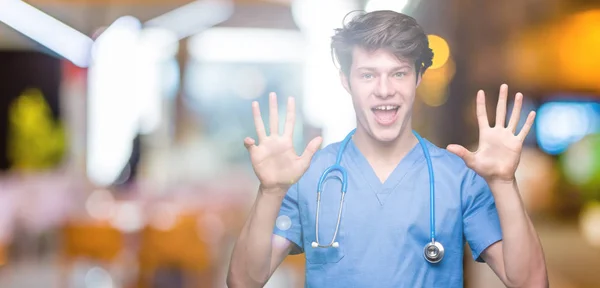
[340,47,422,143]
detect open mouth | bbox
[371,105,400,126]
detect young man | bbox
[227,10,548,288]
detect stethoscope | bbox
[310,129,445,264]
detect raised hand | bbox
[446,84,536,183]
[245,92,323,192]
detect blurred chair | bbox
[137,212,214,288]
[59,220,125,287]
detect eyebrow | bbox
[356,65,412,71]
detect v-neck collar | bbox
[346,137,425,206]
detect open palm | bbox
[447,84,536,182]
[244,93,322,191]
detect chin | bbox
[368,126,403,143]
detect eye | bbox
[361,73,374,80]
[393,72,406,78]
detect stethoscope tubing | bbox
[312,128,442,262]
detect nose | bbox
[375,77,395,99]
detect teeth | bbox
[374,105,398,110]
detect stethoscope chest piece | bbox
[423,241,444,264]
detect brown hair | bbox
[331,10,434,79]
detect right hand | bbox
[244,92,323,193]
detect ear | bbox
[339,70,351,94]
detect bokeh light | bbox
[427,34,450,70]
[365,0,410,13]
[580,201,600,248]
[561,134,600,198]
[536,101,600,155]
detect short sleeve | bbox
[273,183,304,254]
[462,170,503,262]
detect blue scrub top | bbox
[273,136,503,288]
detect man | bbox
[227,10,548,288]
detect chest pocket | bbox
[301,176,346,264]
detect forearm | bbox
[227,186,287,287]
[489,180,547,287]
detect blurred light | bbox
[85,189,116,221]
[92,16,142,60]
[563,136,595,185]
[580,201,600,248]
[417,57,455,107]
[145,0,233,40]
[84,267,114,288]
[149,203,178,231]
[276,215,292,231]
[163,58,181,100]
[188,28,305,63]
[427,35,450,70]
[514,147,557,213]
[110,201,144,233]
[507,9,600,92]
[231,67,267,100]
[292,0,359,145]
[137,27,179,61]
[87,16,142,186]
[556,10,600,92]
[536,101,600,155]
[135,28,177,134]
[562,134,600,194]
[0,0,93,67]
[365,0,410,13]
[88,18,177,186]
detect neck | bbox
[352,123,419,166]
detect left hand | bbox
[446,84,536,183]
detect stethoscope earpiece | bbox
[423,241,445,264]
[311,241,340,248]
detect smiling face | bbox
[341,47,422,143]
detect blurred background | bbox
[0,0,599,287]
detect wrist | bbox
[486,177,521,202]
[258,184,290,197]
[485,175,517,188]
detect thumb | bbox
[300,136,323,166]
[244,137,256,152]
[446,144,474,165]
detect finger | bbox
[446,144,475,166]
[495,84,508,127]
[517,111,536,142]
[252,101,267,141]
[244,137,256,152]
[507,92,523,134]
[476,90,489,128]
[269,92,279,136]
[300,136,323,167]
[283,96,296,138]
